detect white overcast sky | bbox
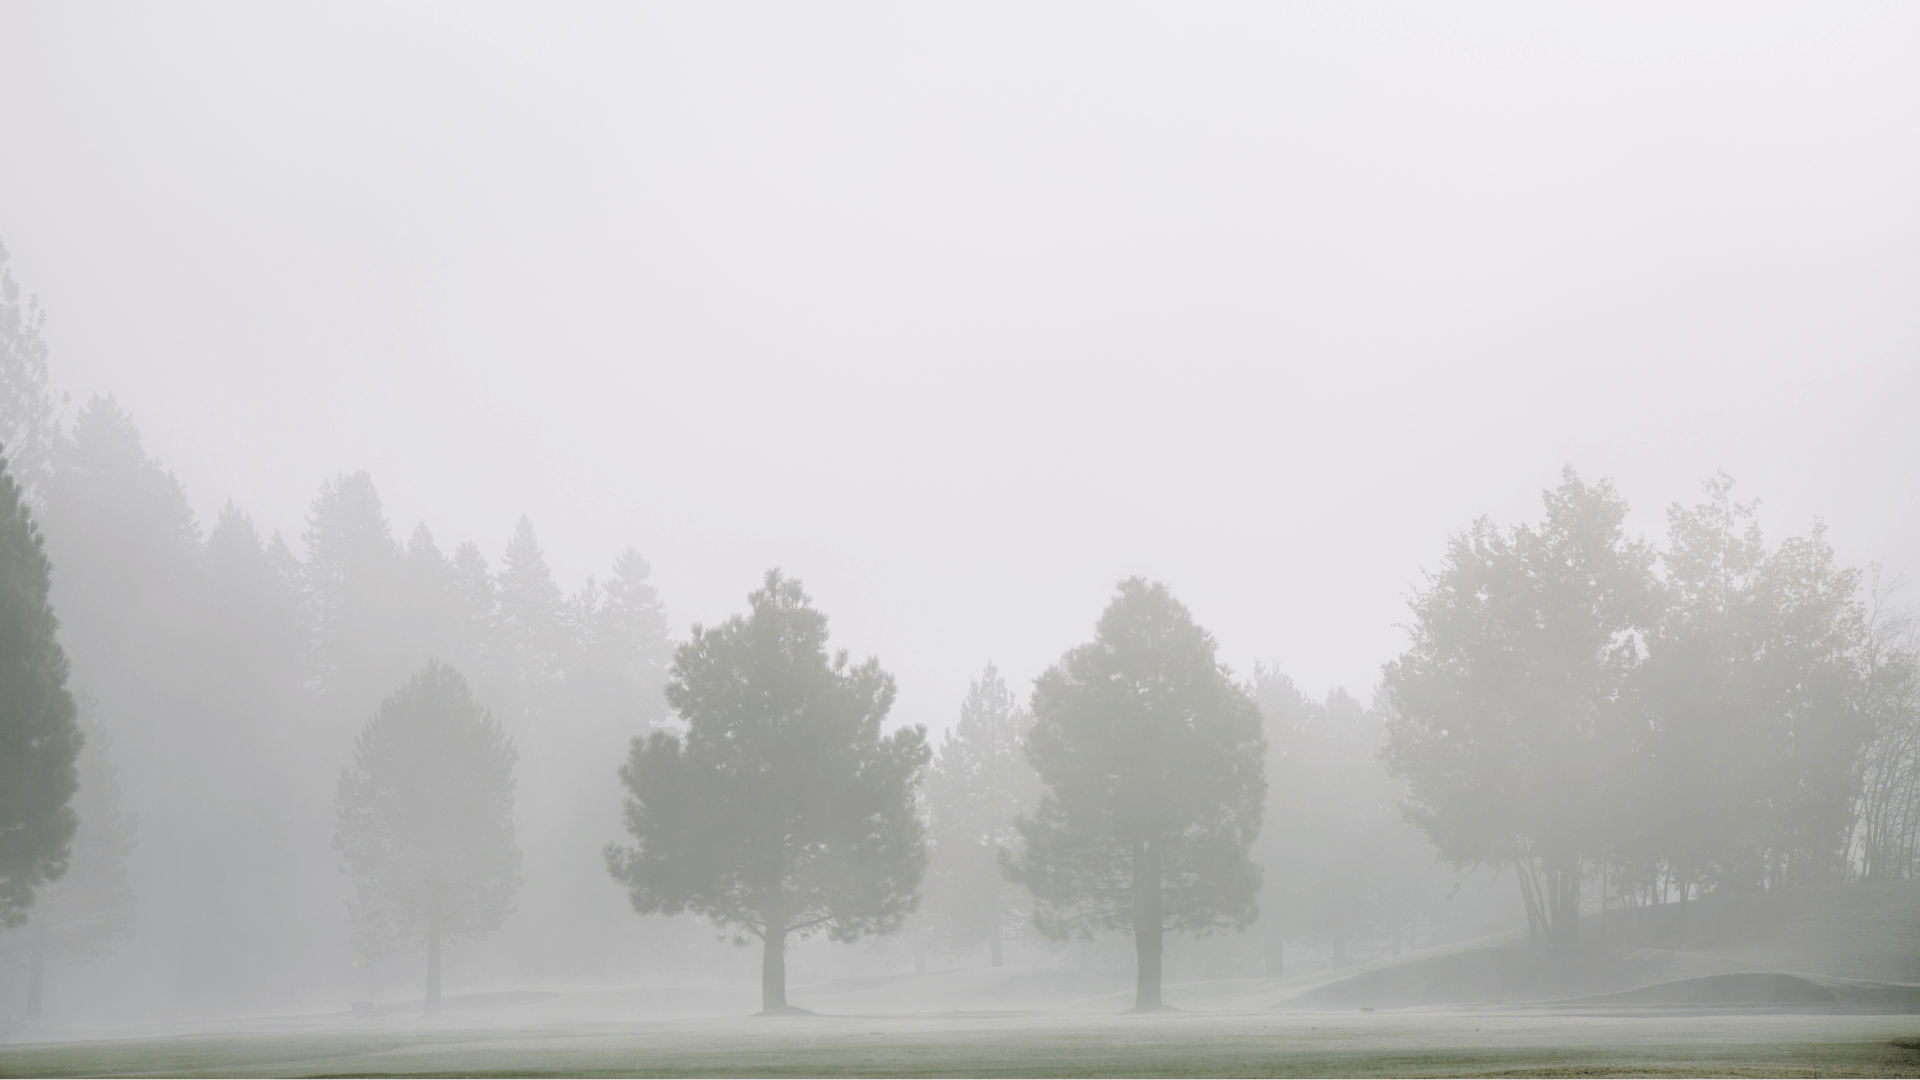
[1,2,1916,733]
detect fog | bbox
[1,0,1918,1060]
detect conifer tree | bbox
[335,660,522,1015]
[14,701,137,1019]
[0,243,61,507]
[925,663,1037,965]
[607,570,928,1014]
[1003,578,1265,1010]
[0,445,81,929]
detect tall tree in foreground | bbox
[14,701,137,1019]
[1382,468,1655,945]
[924,663,1039,966]
[335,661,522,1015]
[606,570,928,1015]
[1003,578,1266,1010]
[0,446,82,929]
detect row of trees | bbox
[0,238,680,1016]
[1384,468,1920,944]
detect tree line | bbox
[4,240,1920,1017]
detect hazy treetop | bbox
[0,3,1913,729]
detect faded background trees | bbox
[606,571,928,1014]
[921,664,1037,967]
[335,661,521,1015]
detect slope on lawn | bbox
[1281,879,1920,1012]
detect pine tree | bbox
[1003,578,1266,1010]
[924,663,1037,966]
[0,444,81,929]
[14,700,136,1020]
[303,472,408,725]
[606,570,928,1014]
[0,242,62,507]
[335,661,522,1015]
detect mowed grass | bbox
[6,1011,1920,1078]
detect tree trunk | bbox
[1547,854,1580,946]
[1132,838,1164,1010]
[426,910,442,1017]
[989,927,1002,968]
[25,938,45,1021]
[761,919,789,1014]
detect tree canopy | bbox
[1004,578,1266,1009]
[606,569,928,1014]
[923,663,1039,965]
[335,660,522,1015]
[0,446,81,929]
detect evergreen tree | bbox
[40,396,201,727]
[924,663,1037,966]
[13,700,136,1019]
[182,503,313,1001]
[335,661,522,1015]
[495,515,563,719]
[303,472,408,727]
[0,243,61,507]
[606,570,928,1014]
[1003,578,1266,1010]
[0,446,81,928]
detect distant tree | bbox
[495,515,563,720]
[335,660,522,1015]
[1381,468,1656,945]
[1626,477,1870,897]
[924,663,1039,966]
[179,503,312,1000]
[41,396,202,728]
[0,242,62,507]
[1003,578,1266,1010]
[1254,669,1439,973]
[304,472,410,724]
[1854,570,1920,881]
[0,446,82,928]
[606,570,928,1014]
[13,701,137,1020]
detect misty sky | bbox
[1,2,1915,732]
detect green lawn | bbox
[6,1010,1920,1078]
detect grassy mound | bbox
[1276,880,1920,1012]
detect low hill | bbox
[1282,879,1920,1011]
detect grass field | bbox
[7,882,1920,1077]
[6,1010,1920,1078]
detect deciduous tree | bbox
[1382,468,1655,945]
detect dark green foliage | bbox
[0,446,81,928]
[335,661,522,1013]
[606,570,928,1014]
[11,701,138,1018]
[923,664,1039,965]
[1003,578,1265,1009]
